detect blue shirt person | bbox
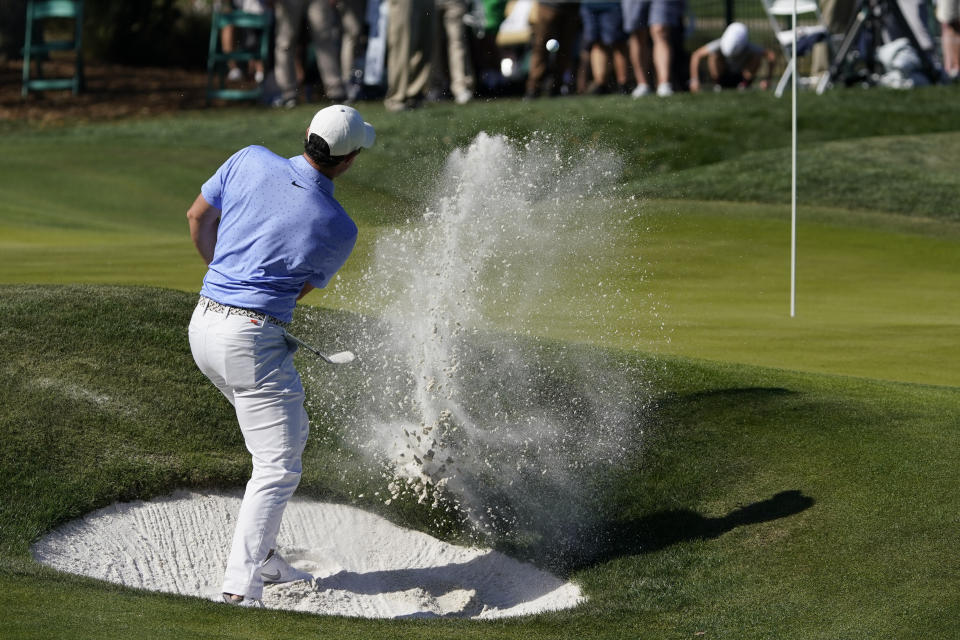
[197,146,358,323]
[185,105,375,607]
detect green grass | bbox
[644,132,960,220]
[2,88,959,385]
[2,285,958,639]
[3,85,960,638]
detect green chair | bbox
[206,10,273,103]
[22,0,85,97]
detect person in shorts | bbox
[622,0,685,97]
[580,2,630,94]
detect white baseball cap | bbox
[308,105,376,156]
[720,22,749,57]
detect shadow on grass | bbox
[574,387,814,568]
[655,386,798,413]
[318,492,814,609]
[564,490,815,573]
[621,489,814,553]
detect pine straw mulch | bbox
[1,58,256,128]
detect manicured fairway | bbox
[2,110,958,385]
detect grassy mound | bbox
[1,284,958,639]
[643,132,960,220]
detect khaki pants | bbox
[526,3,581,95]
[385,0,435,108]
[339,0,367,87]
[275,0,346,101]
[433,0,475,96]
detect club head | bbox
[327,350,356,364]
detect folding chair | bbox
[22,0,85,97]
[761,0,830,96]
[206,9,273,103]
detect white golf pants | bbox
[188,302,309,600]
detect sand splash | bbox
[306,133,653,545]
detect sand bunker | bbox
[31,491,583,619]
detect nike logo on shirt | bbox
[291,180,306,189]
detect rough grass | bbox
[2,285,959,639]
[642,132,960,220]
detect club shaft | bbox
[284,330,334,363]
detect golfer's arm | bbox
[186,193,220,266]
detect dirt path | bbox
[1,59,246,127]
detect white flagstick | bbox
[790,0,798,317]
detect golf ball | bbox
[545,39,559,53]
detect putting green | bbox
[2,194,958,387]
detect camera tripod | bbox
[815,0,940,92]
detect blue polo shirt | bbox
[199,146,358,323]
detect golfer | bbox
[186,105,375,607]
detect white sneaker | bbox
[656,82,674,97]
[260,550,313,584]
[631,83,651,98]
[270,96,297,109]
[226,67,243,82]
[454,90,473,105]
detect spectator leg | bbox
[385,0,435,108]
[553,4,580,92]
[650,23,672,86]
[441,0,474,97]
[306,0,346,100]
[339,0,366,89]
[612,41,630,86]
[943,20,960,76]
[589,43,611,88]
[526,4,556,96]
[627,30,647,87]
[275,0,306,102]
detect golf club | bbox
[284,330,356,365]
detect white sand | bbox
[31,490,583,619]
